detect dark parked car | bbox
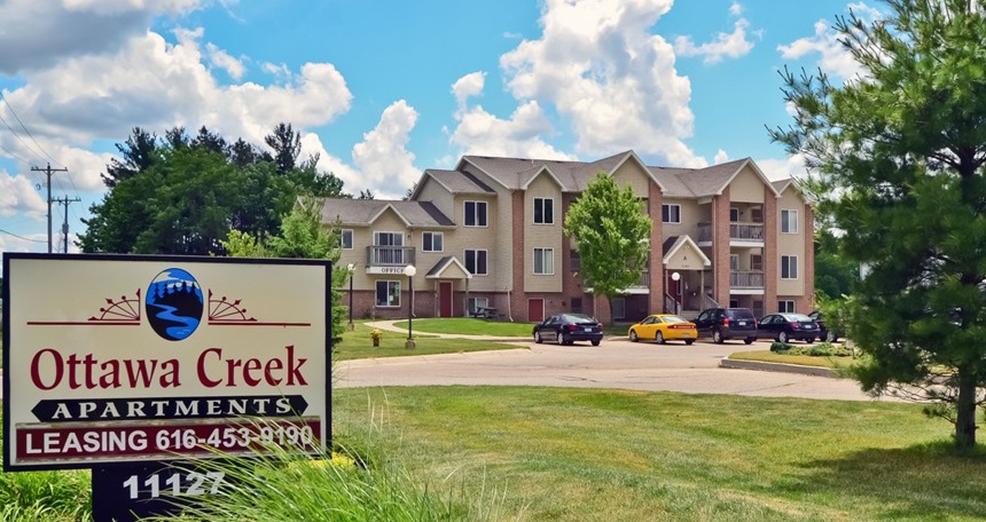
[808,310,839,342]
[533,313,604,346]
[693,307,757,344]
[757,313,820,343]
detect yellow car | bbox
[627,314,697,345]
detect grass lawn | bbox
[335,386,986,522]
[391,317,533,337]
[727,349,859,370]
[333,321,525,361]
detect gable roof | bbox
[460,150,667,193]
[425,256,472,279]
[651,158,783,199]
[320,198,454,227]
[410,169,496,199]
[662,235,712,266]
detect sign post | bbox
[2,254,331,522]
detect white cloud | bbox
[755,154,810,181]
[0,171,46,218]
[674,18,755,64]
[490,0,704,167]
[0,0,204,74]
[451,100,575,160]
[713,149,730,164]
[350,100,420,199]
[729,1,743,16]
[451,72,486,112]
[777,3,882,81]
[205,43,246,80]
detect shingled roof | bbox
[460,151,655,192]
[320,198,454,227]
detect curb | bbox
[719,358,838,378]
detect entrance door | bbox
[528,298,544,322]
[439,281,453,318]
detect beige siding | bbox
[524,173,563,292]
[661,198,708,240]
[729,165,767,204]
[665,242,707,270]
[611,158,652,197]
[441,195,499,292]
[776,187,806,296]
[415,177,454,218]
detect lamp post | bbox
[404,264,417,349]
[671,271,681,314]
[347,263,356,331]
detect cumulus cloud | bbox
[713,149,730,164]
[451,72,486,112]
[0,171,46,218]
[674,17,755,64]
[485,0,704,167]
[777,2,882,81]
[350,100,421,198]
[755,153,810,181]
[205,43,246,80]
[0,0,203,74]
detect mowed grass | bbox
[727,349,859,370]
[333,322,525,361]
[391,317,533,337]
[334,386,986,522]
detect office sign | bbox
[2,254,331,471]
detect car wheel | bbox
[825,331,837,343]
[560,333,571,345]
[684,339,695,346]
[744,337,755,345]
[712,330,724,344]
[629,330,639,342]
[591,339,601,347]
[778,332,788,344]
[656,331,666,344]
[534,331,543,344]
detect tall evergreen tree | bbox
[771,0,986,448]
[265,123,302,174]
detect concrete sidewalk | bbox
[364,320,534,343]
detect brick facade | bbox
[712,188,732,305]
[764,185,778,312]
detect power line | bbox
[0,93,64,168]
[0,228,46,243]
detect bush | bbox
[771,341,853,357]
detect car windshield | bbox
[563,314,596,323]
[782,313,812,322]
[725,309,754,319]
[662,315,687,323]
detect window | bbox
[534,198,554,224]
[467,296,489,314]
[570,249,581,271]
[341,229,354,250]
[372,231,405,264]
[778,300,796,313]
[730,207,740,222]
[534,248,554,275]
[751,207,764,223]
[422,232,444,252]
[781,209,798,234]
[750,254,763,271]
[662,204,681,224]
[730,254,740,271]
[375,280,401,307]
[571,297,582,314]
[464,201,488,227]
[781,255,798,279]
[464,249,488,275]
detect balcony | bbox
[365,246,416,274]
[730,270,764,293]
[697,222,765,247]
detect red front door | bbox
[439,282,453,317]
[528,298,544,322]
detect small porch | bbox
[662,235,713,319]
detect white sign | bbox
[2,254,330,470]
[366,266,408,275]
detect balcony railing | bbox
[366,246,416,267]
[697,222,765,243]
[730,270,764,289]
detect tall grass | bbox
[0,468,92,522]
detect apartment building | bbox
[325,150,814,324]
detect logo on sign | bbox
[146,268,204,342]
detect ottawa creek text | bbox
[29,345,308,390]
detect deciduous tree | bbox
[564,172,652,325]
[770,0,986,448]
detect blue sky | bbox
[0,0,876,257]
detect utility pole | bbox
[54,195,81,253]
[31,163,69,253]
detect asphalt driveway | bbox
[336,336,887,402]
